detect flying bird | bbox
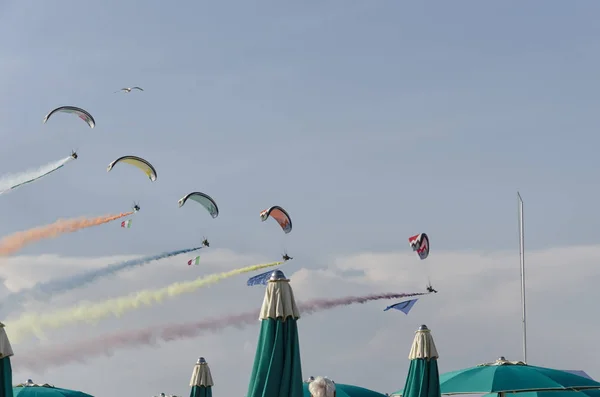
[115,87,144,93]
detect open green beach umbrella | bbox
[561,371,593,380]
[189,357,213,397]
[482,372,599,397]
[391,325,441,397]
[484,390,600,397]
[0,322,14,397]
[303,377,387,397]
[12,380,93,397]
[438,357,600,395]
[246,270,303,397]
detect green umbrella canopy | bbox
[246,270,303,397]
[189,357,213,397]
[12,381,93,397]
[482,369,598,397]
[401,325,441,397]
[561,372,593,380]
[303,377,387,397]
[483,390,600,397]
[438,357,600,394]
[1,322,14,397]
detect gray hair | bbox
[308,376,336,397]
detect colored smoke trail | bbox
[0,212,133,257]
[295,292,429,314]
[7,261,284,343]
[0,246,204,312]
[0,156,74,195]
[11,292,429,371]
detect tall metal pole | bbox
[517,192,527,363]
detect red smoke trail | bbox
[12,292,428,371]
[0,213,133,256]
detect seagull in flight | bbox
[115,87,144,93]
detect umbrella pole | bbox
[517,192,528,364]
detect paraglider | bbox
[261,206,293,259]
[179,193,217,249]
[115,87,144,93]
[408,233,429,260]
[107,155,157,181]
[178,192,219,218]
[132,202,140,212]
[43,106,95,129]
[70,150,78,159]
[260,205,292,234]
[409,233,434,293]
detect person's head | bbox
[308,376,336,397]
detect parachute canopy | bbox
[408,233,429,260]
[107,155,157,181]
[178,192,219,218]
[260,206,292,234]
[43,106,95,128]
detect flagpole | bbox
[517,192,527,363]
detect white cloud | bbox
[2,245,600,396]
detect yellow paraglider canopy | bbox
[106,155,157,181]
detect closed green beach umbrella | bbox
[400,325,441,397]
[189,357,213,397]
[246,270,303,397]
[12,380,93,397]
[0,322,14,397]
[438,357,600,395]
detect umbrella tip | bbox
[418,324,429,331]
[197,357,206,364]
[269,269,287,281]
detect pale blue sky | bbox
[1,1,600,260]
[2,2,600,395]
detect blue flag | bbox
[384,299,418,314]
[246,269,277,286]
